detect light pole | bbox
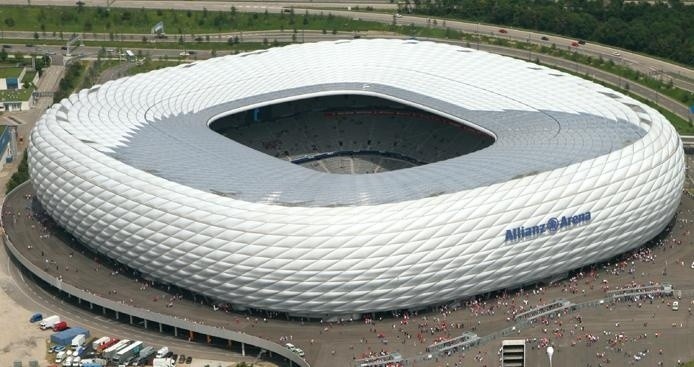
[547,346,554,367]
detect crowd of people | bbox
[3,186,693,366]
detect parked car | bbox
[578,39,586,45]
[2,45,11,49]
[498,29,508,34]
[178,354,185,364]
[185,357,192,364]
[571,41,579,47]
[29,313,43,323]
[541,36,549,41]
[53,345,66,352]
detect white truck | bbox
[92,336,111,350]
[152,358,175,367]
[113,341,143,364]
[103,340,131,360]
[155,347,169,358]
[55,351,67,364]
[72,334,87,348]
[80,358,107,366]
[40,315,61,330]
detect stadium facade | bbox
[28,40,684,317]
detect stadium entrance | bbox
[210,95,494,174]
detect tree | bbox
[34,32,39,40]
[0,49,8,62]
[4,17,16,27]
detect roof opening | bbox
[209,94,494,174]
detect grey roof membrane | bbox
[110,83,646,207]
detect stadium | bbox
[28,39,684,317]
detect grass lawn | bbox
[127,60,186,76]
[0,66,23,78]
[23,70,37,84]
[0,5,391,35]
[0,87,33,101]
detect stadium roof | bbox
[58,39,647,207]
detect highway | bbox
[6,35,691,121]
[3,0,692,92]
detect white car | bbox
[63,356,73,367]
[55,351,66,363]
[690,261,694,269]
[179,51,190,57]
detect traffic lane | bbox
[470,42,692,120]
[319,10,694,86]
[15,37,690,120]
[2,0,691,84]
[0,0,395,11]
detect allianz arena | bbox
[28,39,684,316]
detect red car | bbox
[499,29,508,34]
[52,321,68,331]
[571,41,579,47]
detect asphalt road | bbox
[3,0,691,91]
[7,36,690,121]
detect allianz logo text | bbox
[505,212,592,242]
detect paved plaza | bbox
[3,177,694,366]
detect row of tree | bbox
[408,0,693,66]
[53,62,84,102]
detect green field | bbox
[0,66,22,78]
[23,70,36,83]
[0,5,390,34]
[0,87,33,101]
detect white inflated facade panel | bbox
[29,40,684,315]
